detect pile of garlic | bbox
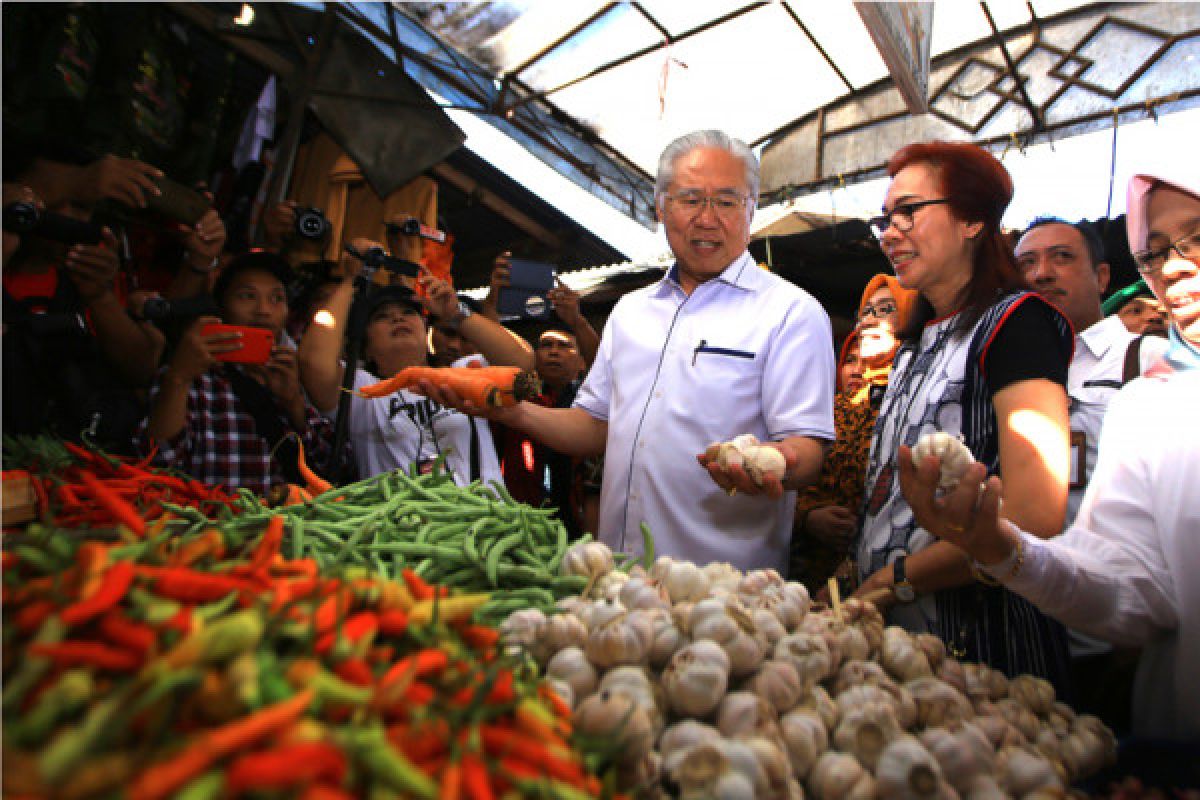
[502,541,1116,800]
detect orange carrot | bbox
[355,366,539,408]
[250,516,285,572]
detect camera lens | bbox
[2,201,40,234]
[295,208,329,240]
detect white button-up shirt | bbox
[574,252,835,573]
[1067,315,1168,524]
[999,366,1200,741]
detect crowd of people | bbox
[4,129,1198,756]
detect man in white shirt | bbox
[422,130,835,572]
[1013,217,1167,729]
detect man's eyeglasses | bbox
[1133,231,1200,276]
[868,198,952,240]
[663,190,751,217]
[859,300,899,322]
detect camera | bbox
[2,202,105,245]
[294,207,330,240]
[385,217,447,243]
[344,244,420,278]
[139,295,219,323]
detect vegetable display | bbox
[504,543,1119,799]
[2,516,613,799]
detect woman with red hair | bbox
[789,274,916,592]
[853,141,1075,692]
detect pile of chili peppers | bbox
[2,487,622,799]
[2,436,242,531]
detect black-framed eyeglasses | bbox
[868,198,952,240]
[662,190,751,216]
[1133,230,1200,276]
[858,300,899,321]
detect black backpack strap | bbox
[1122,334,1147,385]
[223,366,304,485]
[468,416,481,482]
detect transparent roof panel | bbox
[634,0,761,38]
[516,4,663,89]
[478,0,611,73]
[787,1,889,88]
[550,3,847,173]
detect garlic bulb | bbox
[704,562,744,595]
[807,751,876,800]
[546,646,597,703]
[499,608,547,650]
[774,631,835,687]
[1008,674,1056,715]
[919,721,996,792]
[690,599,768,677]
[880,626,933,682]
[875,735,951,800]
[574,688,656,765]
[619,575,671,611]
[936,657,968,696]
[832,659,892,696]
[780,709,828,780]
[905,676,975,728]
[560,540,615,579]
[751,608,787,646]
[796,684,839,732]
[797,615,845,669]
[715,691,780,740]
[995,698,1041,742]
[672,742,755,800]
[743,444,787,486]
[913,633,947,672]
[747,659,805,714]
[535,613,588,664]
[973,713,1026,750]
[662,640,730,717]
[740,582,810,631]
[715,441,747,471]
[962,663,1009,703]
[585,610,653,668]
[832,703,902,771]
[995,745,1063,795]
[616,750,662,796]
[576,597,625,630]
[739,568,785,596]
[742,735,793,796]
[910,431,975,490]
[834,683,917,730]
[646,608,686,668]
[591,569,629,600]
[598,666,662,730]
[652,557,711,604]
[660,720,723,764]
[962,774,1008,800]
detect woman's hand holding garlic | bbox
[898,444,1019,568]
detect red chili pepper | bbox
[315,612,378,654]
[401,568,435,602]
[29,640,142,671]
[162,607,194,634]
[99,611,156,658]
[250,515,285,572]
[225,742,347,793]
[142,568,257,603]
[61,561,135,627]
[1,551,17,573]
[379,649,449,689]
[377,609,409,637]
[56,484,83,506]
[30,475,50,514]
[299,786,357,800]
[402,680,436,706]
[332,657,374,687]
[14,599,56,633]
[312,589,354,635]
[459,625,499,651]
[460,753,494,800]
[79,471,146,536]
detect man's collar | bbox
[1078,313,1131,359]
[662,251,757,293]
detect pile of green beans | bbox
[224,467,589,624]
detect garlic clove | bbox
[911,431,976,491]
[875,735,948,800]
[780,709,828,780]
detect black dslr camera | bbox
[294,207,330,240]
[3,202,105,245]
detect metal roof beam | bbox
[505,2,620,78]
[780,2,855,94]
[979,1,1043,130]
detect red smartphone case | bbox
[201,323,274,364]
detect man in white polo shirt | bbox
[420,130,835,572]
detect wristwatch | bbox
[445,300,472,332]
[891,555,916,603]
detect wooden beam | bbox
[166,3,298,80]
[431,162,561,249]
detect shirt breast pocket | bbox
[691,343,760,385]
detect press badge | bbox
[1069,431,1087,489]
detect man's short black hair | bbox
[1023,216,1106,269]
[212,250,294,309]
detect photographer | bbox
[136,251,333,496]
[3,162,166,451]
[298,238,534,486]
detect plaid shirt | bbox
[135,366,334,497]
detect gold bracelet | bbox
[1007,536,1026,580]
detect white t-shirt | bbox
[347,356,503,487]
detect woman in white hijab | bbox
[898,171,1200,745]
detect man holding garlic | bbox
[414,130,835,573]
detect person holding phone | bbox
[298,239,535,487]
[137,251,333,496]
[415,130,836,573]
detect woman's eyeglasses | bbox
[859,300,898,321]
[868,198,951,240]
[1133,231,1200,276]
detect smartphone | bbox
[200,323,274,364]
[146,176,211,226]
[499,258,557,319]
